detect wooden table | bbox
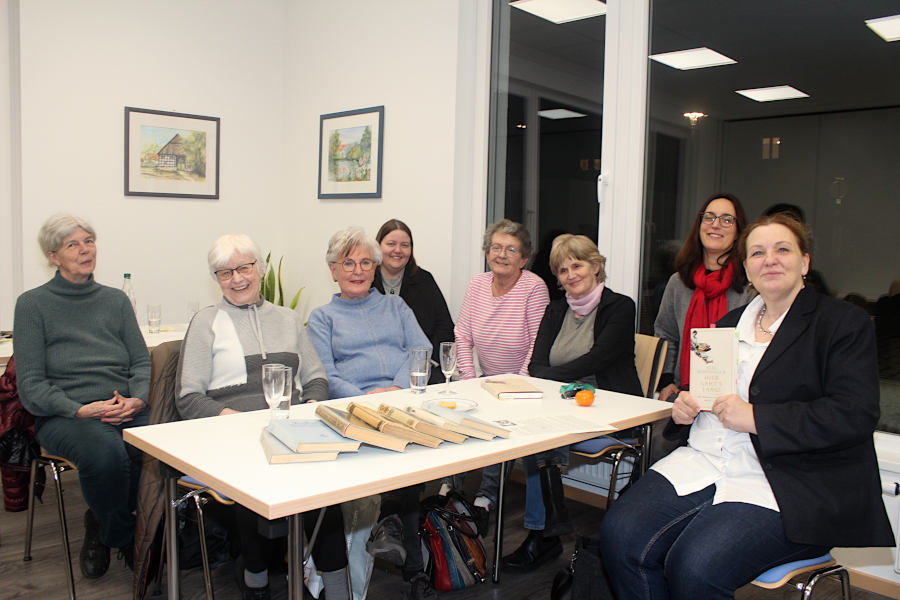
[124,376,671,599]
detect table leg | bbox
[492,460,507,583]
[287,513,305,600]
[165,476,180,600]
[640,423,652,474]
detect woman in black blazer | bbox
[598,214,893,600]
[374,219,454,385]
[503,234,642,570]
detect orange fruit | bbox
[574,390,594,406]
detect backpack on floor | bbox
[420,493,487,591]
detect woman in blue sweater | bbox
[14,214,150,579]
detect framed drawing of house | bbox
[124,107,220,199]
[318,105,384,199]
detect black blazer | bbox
[529,288,642,396]
[666,287,894,548]
[374,265,454,384]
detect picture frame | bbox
[124,107,220,199]
[318,105,384,199]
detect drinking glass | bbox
[262,363,286,420]
[409,348,430,394]
[439,341,457,395]
[147,304,162,334]
[275,365,293,420]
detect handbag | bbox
[550,536,614,600]
[420,493,487,591]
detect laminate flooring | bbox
[0,469,891,599]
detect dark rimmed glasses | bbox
[700,212,736,227]
[214,261,257,282]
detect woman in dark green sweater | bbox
[14,214,150,579]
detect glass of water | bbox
[262,363,286,420]
[147,304,162,334]
[409,348,430,394]
[439,341,457,395]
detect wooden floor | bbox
[0,469,891,600]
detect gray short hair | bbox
[549,234,607,283]
[325,227,382,264]
[482,218,533,260]
[207,234,267,279]
[39,214,96,260]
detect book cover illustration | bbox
[689,327,738,411]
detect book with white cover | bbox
[267,419,361,453]
[689,327,738,411]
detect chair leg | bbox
[23,457,40,561]
[191,494,215,600]
[48,460,76,600]
[802,564,851,600]
[607,449,625,508]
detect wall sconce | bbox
[683,112,707,127]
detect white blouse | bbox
[651,295,788,511]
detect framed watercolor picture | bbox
[318,105,384,199]
[124,107,220,199]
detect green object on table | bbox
[559,382,596,399]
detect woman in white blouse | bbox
[597,213,893,600]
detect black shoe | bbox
[406,573,436,600]
[471,505,491,537]
[80,510,110,579]
[501,530,562,570]
[117,544,135,571]
[366,514,406,566]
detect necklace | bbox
[757,304,774,335]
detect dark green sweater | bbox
[13,271,150,418]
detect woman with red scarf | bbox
[654,194,749,403]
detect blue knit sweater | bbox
[307,290,431,399]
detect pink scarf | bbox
[567,282,604,316]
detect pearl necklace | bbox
[757,304,774,335]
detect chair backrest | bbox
[147,340,182,423]
[634,334,667,398]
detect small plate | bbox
[424,398,478,412]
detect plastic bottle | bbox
[122,273,137,315]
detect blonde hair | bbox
[549,234,607,283]
[325,226,382,264]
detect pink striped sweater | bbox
[455,270,549,379]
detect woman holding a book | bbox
[307,226,433,600]
[373,218,454,385]
[502,234,642,570]
[176,233,349,600]
[597,214,893,600]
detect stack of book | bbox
[260,419,361,464]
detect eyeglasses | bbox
[489,244,521,256]
[700,212,736,227]
[214,261,257,282]
[334,258,376,272]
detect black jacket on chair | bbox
[528,288,642,396]
[374,264,454,385]
[665,286,894,548]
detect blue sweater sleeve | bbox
[307,306,365,399]
[392,301,432,388]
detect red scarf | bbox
[680,262,734,389]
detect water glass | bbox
[409,348,430,394]
[439,341,457,395]
[262,363,286,420]
[275,365,292,420]
[147,304,162,334]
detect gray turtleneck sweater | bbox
[14,271,151,419]
[175,297,328,419]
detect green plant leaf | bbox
[276,257,285,306]
[289,287,304,310]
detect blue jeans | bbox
[597,470,828,600]
[36,411,149,548]
[522,447,569,530]
[442,463,505,506]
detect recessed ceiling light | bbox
[510,0,606,25]
[735,85,809,102]
[538,108,587,119]
[866,14,900,42]
[649,47,736,70]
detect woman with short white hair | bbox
[15,213,150,578]
[177,233,348,600]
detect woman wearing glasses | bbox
[445,219,550,515]
[177,234,348,600]
[654,194,749,404]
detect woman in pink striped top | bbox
[441,219,549,514]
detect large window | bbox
[640,1,900,431]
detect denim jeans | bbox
[35,411,149,548]
[597,470,828,600]
[522,447,569,530]
[442,463,505,507]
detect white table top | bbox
[124,376,671,520]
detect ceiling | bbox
[508,0,900,123]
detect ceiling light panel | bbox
[538,109,587,119]
[510,0,606,25]
[866,14,900,42]
[735,86,809,102]
[649,47,737,70]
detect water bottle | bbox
[122,273,137,315]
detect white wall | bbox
[4,0,490,329]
